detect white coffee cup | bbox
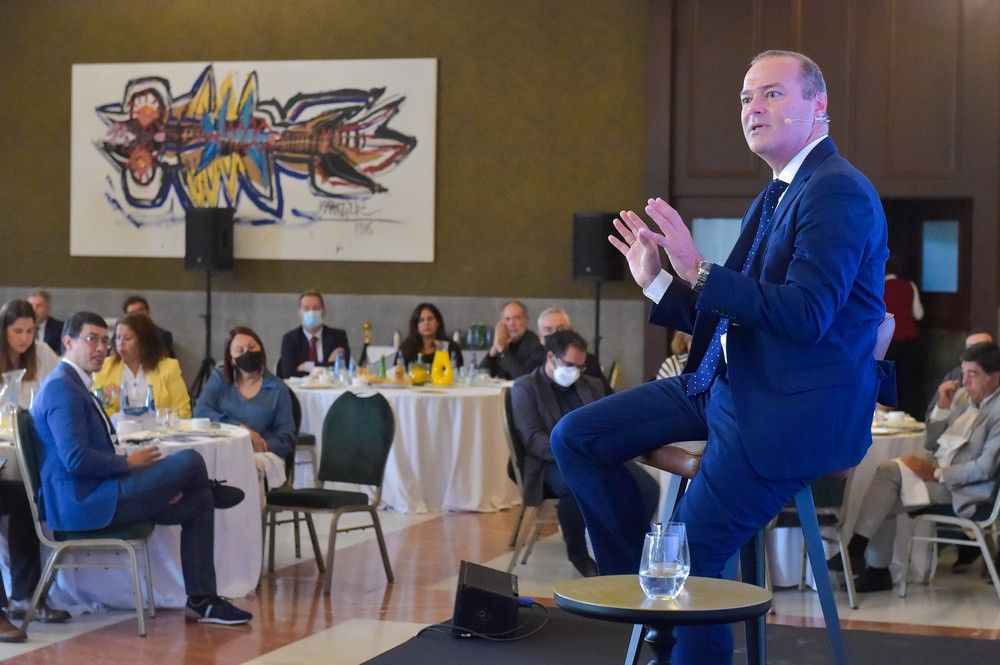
[885,411,907,422]
[116,419,142,437]
[190,417,211,430]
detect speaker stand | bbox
[190,268,216,400]
[592,279,604,362]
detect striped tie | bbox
[686,178,789,396]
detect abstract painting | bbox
[71,59,436,261]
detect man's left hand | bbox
[899,454,936,481]
[327,348,344,363]
[644,198,703,284]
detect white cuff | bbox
[642,270,673,304]
[929,405,949,421]
[932,468,943,481]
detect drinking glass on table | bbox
[155,408,177,433]
[639,522,690,600]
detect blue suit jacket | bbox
[651,138,888,480]
[30,361,130,531]
[276,325,351,378]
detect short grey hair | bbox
[537,306,570,329]
[750,50,826,100]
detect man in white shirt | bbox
[835,341,1000,592]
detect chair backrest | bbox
[607,360,620,390]
[12,408,54,545]
[318,391,394,486]
[501,387,526,490]
[288,387,303,435]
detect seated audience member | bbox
[479,300,544,379]
[122,295,176,358]
[926,331,994,419]
[195,327,295,495]
[32,312,252,624]
[94,313,191,418]
[536,307,611,393]
[832,342,1000,592]
[397,303,463,369]
[0,300,70,630]
[27,289,62,355]
[656,331,692,380]
[511,330,659,577]
[277,290,350,378]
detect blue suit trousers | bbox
[552,374,810,664]
[109,449,217,597]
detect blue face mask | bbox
[301,310,323,329]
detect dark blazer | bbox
[40,317,63,355]
[479,330,545,380]
[650,137,889,480]
[156,325,176,358]
[276,325,351,378]
[511,366,605,506]
[30,362,129,531]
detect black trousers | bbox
[0,480,42,602]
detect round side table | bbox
[554,575,771,665]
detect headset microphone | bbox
[784,115,831,124]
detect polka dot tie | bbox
[686,178,789,396]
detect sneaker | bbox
[210,480,245,510]
[185,596,253,625]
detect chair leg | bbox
[740,531,766,665]
[267,509,278,573]
[323,512,343,595]
[141,541,156,619]
[624,623,646,665]
[837,530,858,609]
[370,508,394,584]
[508,503,527,547]
[304,513,325,573]
[21,548,62,632]
[508,506,537,573]
[293,511,302,558]
[521,506,547,564]
[899,529,916,598]
[796,487,848,665]
[123,544,147,636]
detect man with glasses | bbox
[510,330,657,577]
[30,312,253,625]
[537,307,612,393]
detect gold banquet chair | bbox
[265,391,395,594]
[13,409,156,636]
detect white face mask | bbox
[301,310,323,329]
[553,365,581,388]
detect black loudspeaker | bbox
[573,211,625,281]
[452,561,519,637]
[185,207,234,270]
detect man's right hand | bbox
[609,210,664,290]
[490,320,508,356]
[126,446,162,468]
[937,379,960,410]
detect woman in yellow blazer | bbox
[95,312,192,418]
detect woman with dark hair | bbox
[0,299,59,404]
[194,326,294,466]
[94,313,191,418]
[398,303,463,369]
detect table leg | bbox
[643,624,676,665]
[624,623,646,665]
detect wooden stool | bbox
[555,575,771,665]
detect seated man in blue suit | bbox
[31,312,253,625]
[552,50,889,664]
[276,289,350,378]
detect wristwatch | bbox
[692,260,712,292]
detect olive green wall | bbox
[0,0,649,299]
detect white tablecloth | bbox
[768,430,926,587]
[291,384,520,513]
[1,424,262,610]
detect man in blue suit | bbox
[31,312,253,625]
[552,50,888,663]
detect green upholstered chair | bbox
[265,391,395,594]
[13,409,156,636]
[288,389,318,482]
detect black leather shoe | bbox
[8,599,71,624]
[952,547,982,573]
[211,480,245,509]
[853,567,893,592]
[570,556,599,578]
[0,612,27,643]
[827,550,865,573]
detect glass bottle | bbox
[144,384,156,413]
[431,340,454,386]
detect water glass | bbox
[639,522,690,600]
[156,408,177,433]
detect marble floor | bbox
[1,508,998,664]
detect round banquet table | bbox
[767,429,927,587]
[0,424,262,611]
[290,382,520,513]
